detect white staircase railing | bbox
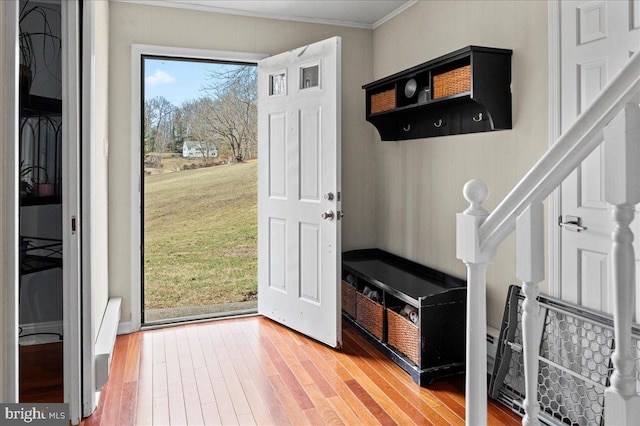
[457,48,640,426]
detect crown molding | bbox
[110,0,415,30]
[373,0,418,29]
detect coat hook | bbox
[403,124,411,132]
[473,112,484,122]
[434,118,444,128]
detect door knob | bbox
[559,215,587,232]
[324,192,334,201]
[321,210,335,220]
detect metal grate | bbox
[489,285,640,425]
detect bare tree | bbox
[143,65,257,167]
[201,65,257,162]
[180,98,219,162]
[171,108,187,153]
[144,95,174,154]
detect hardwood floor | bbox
[19,341,64,403]
[82,316,521,425]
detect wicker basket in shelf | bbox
[370,88,396,114]
[341,280,357,318]
[387,308,420,365]
[432,65,471,99]
[356,292,384,340]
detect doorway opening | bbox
[141,56,258,325]
[18,0,64,403]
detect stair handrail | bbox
[478,49,640,254]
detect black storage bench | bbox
[342,249,467,386]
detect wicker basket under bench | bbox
[342,249,467,386]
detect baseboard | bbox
[95,297,121,391]
[18,320,63,345]
[117,320,135,335]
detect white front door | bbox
[257,37,342,348]
[558,1,640,316]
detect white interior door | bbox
[257,37,342,348]
[559,1,640,316]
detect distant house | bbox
[182,141,218,158]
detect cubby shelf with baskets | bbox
[363,45,512,141]
[342,249,467,386]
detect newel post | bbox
[603,102,640,425]
[457,179,494,425]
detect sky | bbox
[143,58,228,106]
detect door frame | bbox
[1,0,20,402]
[61,0,83,423]
[0,1,84,420]
[81,0,95,414]
[128,44,267,332]
[548,0,562,298]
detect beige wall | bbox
[372,0,549,329]
[108,2,375,324]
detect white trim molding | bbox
[95,298,121,391]
[117,320,134,335]
[112,0,417,30]
[17,321,64,346]
[130,44,267,333]
[81,0,96,416]
[0,0,20,403]
[373,0,418,29]
[61,1,84,423]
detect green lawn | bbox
[143,160,257,310]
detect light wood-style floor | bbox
[80,315,520,425]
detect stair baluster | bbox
[516,202,544,426]
[603,102,640,425]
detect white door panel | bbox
[559,1,640,319]
[258,37,342,348]
[579,248,610,311]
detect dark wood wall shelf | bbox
[20,195,62,206]
[342,249,467,386]
[21,94,62,116]
[363,46,512,141]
